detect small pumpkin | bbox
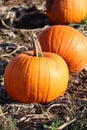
[4,34,69,103]
[38,25,87,73]
[46,0,87,25]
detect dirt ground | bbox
[0,0,87,130]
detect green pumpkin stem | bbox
[33,33,43,57]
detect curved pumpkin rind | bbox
[46,0,87,24]
[38,25,87,73]
[4,51,69,103]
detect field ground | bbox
[0,0,87,130]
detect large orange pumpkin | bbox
[4,34,69,103]
[38,25,87,73]
[46,0,87,24]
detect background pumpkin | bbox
[46,0,87,25]
[4,34,69,104]
[38,25,87,73]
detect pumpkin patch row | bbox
[4,0,87,104]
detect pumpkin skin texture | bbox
[4,51,69,103]
[46,0,87,24]
[38,25,87,73]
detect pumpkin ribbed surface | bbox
[38,25,87,73]
[46,0,87,24]
[4,51,69,103]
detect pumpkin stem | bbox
[32,33,43,57]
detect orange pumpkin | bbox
[4,34,69,103]
[46,0,87,24]
[38,25,87,73]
